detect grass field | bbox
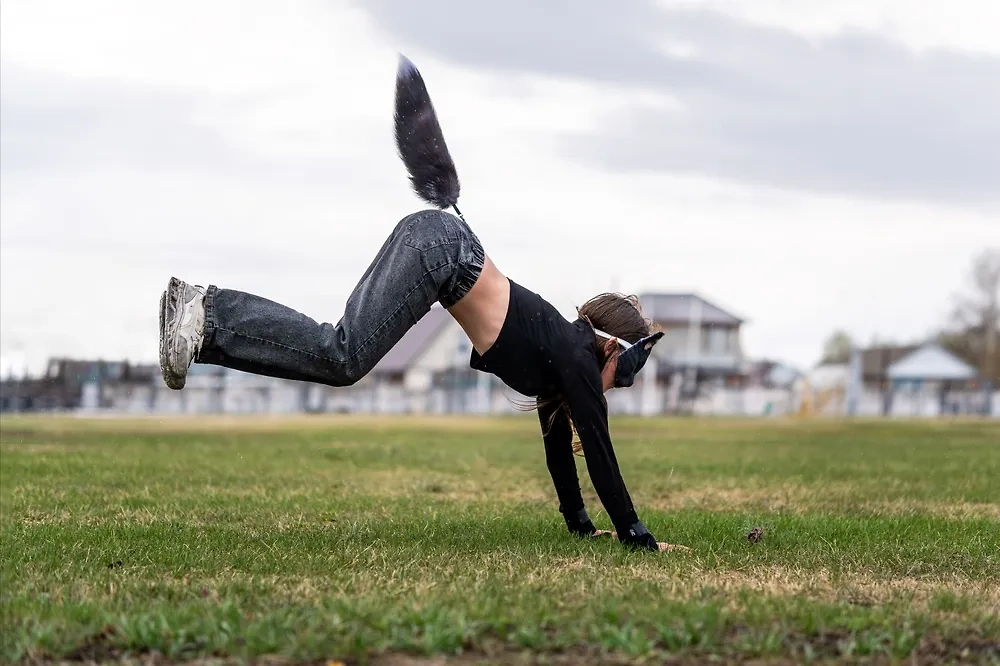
[1,414,998,665]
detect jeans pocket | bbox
[402,210,464,252]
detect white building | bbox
[884,342,985,416]
[793,342,993,417]
[606,292,749,415]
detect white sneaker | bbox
[159,277,206,390]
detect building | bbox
[1,294,752,417]
[6,323,995,418]
[639,292,745,378]
[627,292,747,413]
[365,306,492,414]
[795,342,991,417]
[0,358,154,412]
[365,305,530,415]
[859,344,920,390]
[885,342,988,416]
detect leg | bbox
[159,209,485,389]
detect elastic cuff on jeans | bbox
[198,285,219,360]
[439,235,485,308]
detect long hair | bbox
[515,293,654,454]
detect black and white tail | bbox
[393,55,462,216]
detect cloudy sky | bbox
[2,0,998,376]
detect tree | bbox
[820,330,854,365]
[939,249,1000,384]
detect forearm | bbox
[576,434,640,534]
[568,404,657,550]
[581,448,656,550]
[566,434,656,549]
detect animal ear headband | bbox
[593,329,664,388]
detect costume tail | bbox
[394,55,462,215]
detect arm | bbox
[559,356,659,552]
[537,398,598,536]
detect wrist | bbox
[617,520,658,551]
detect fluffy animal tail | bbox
[393,55,463,218]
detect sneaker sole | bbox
[158,289,169,384]
[162,277,188,390]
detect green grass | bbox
[1,414,998,664]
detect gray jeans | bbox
[196,210,485,386]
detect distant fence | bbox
[662,386,998,418]
[5,375,997,418]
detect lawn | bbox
[1,414,998,664]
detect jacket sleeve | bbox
[537,398,596,536]
[558,350,658,551]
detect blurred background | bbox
[1,0,997,418]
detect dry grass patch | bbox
[546,557,1000,614]
[643,482,1000,519]
[0,414,535,436]
[329,467,550,504]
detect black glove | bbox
[562,508,598,537]
[617,520,659,551]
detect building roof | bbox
[371,306,454,375]
[860,345,919,379]
[638,293,744,326]
[887,343,978,381]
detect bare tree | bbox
[940,249,1000,383]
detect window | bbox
[704,327,730,354]
[454,335,471,363]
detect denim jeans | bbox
[195,209,485,386]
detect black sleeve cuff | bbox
[618,520,658,551]
[563,508,597,536]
